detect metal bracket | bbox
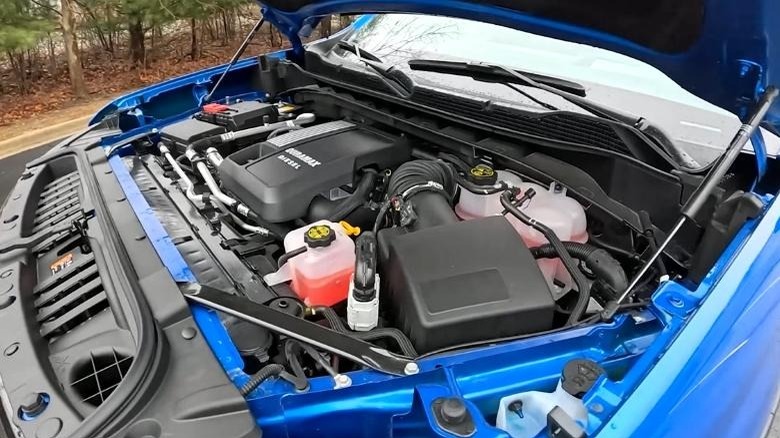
[183,284,418,376]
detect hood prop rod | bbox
[203,17,266,103]
[183,284,419,377]
[602,86,778,320]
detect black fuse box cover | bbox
[378,216,554,353]
[196,100,278,130]
[160,118,226,154]
[218,120,410,222]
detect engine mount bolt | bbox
[404,362,420,375]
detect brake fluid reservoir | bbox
[284,221,355,306]
[496,359,603,438]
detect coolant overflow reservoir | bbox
[496,359,604,438]
[283,220,355,306]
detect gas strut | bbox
[203,18,266,103]
[602,86,779,320]
[183,284,419,376]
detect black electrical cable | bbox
[372,197,395,235]
[312,306,418,357]
[501,189,591,325]
[530,241,628,298]
[239,364,285,396]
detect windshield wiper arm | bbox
[409,58,587,97]
[336,41,412,98]
[409,58,696,168]
[408,59,639,122]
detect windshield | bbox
[328,14,742,167]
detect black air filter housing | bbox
[218,120,410,222]
[378,216,554,353]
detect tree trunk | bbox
[128,17,145,66]
[320,15,333,38]
[47,35,57,76]
[190,19,199,60]
[60,0,88,98]
[7,51,25,94]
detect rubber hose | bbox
[239,364,285,396]
[501,190,591,325]
[283,339,308,381]
[353,232,377,291]
[327,169,379,221]
[530,242,628,298]
[313,306,418,357]
[387,160,457,198]
[284,339,337,377]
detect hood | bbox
[259,0,779,129]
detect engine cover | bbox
[379,216,555,353]
[218,120,409,222]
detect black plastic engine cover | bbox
[378,216,554,353]
[219,120,409,222]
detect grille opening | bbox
[71,349,133,407]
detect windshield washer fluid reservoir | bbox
[284,220,355,306]
[496,359,603,438]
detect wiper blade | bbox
[409,58,696,168]
[409,58,587,97]
[409,59,637,122]
[336,41,412,98]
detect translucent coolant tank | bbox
[454,166,524,220]
[455,165,587,291]
[283,220,355,306]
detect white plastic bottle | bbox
[455,165,524,220]
[282,220,355,306]
[495,359,604,438]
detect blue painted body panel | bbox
[94,12,780,435]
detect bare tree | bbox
[60,0,88,98]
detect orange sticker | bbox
[50,253,74,275]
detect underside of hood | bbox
[259,0,779,128]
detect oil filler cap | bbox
[467,164,498,186]
[561,359,605,398]
[304,225,336,248]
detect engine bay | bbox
[153,96,651,356]
[111,82,770,435]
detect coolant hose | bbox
[188,113,315,153]
[309,169,379,222]
[501,189,591,325]
[531,242,628,300]
[312,306,418,357]
[239,364,285,396]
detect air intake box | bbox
[378,216,554,353]
[218,121,410,222]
